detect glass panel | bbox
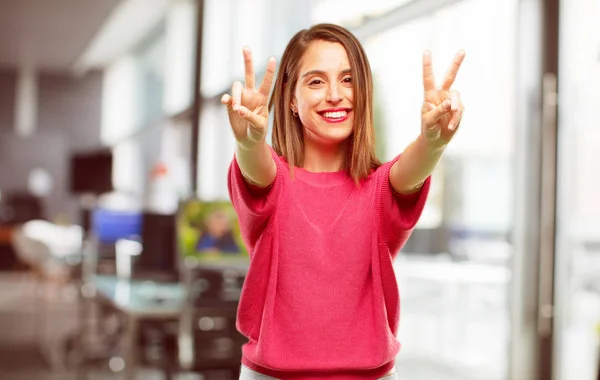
[200,0,273,98]
[311,0,414,26]
[112,140,144,196]
[201,0,234,97]
[101,55,143,145]
[197,98,235,201]
[136,24,166,126]
[163,0,197,115]
[555,0,600,379]
[362,0,517,378]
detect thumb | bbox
[237,105,264,128]
[237,105,267,139]
[423,100,451,128]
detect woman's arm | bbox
[235,140,276,187]
[222,47,277,187]
[389,135,444,194]
[389,49,466,194]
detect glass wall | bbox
[310,0,414,26]
[136,23,167,127]
[101,0,197,204]
[555,0,600,378]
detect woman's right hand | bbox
[221,47,277,149]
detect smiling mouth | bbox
[318,109,351,123]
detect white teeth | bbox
[322,111,347,119]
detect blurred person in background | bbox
[223,23,465,380]
[196,209,241,254]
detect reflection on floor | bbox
[394,253,510,380]
[0,258,507,380]
[0,252,597,380]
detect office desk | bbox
[92,275,185,317]
[83,275,185,380]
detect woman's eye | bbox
[343,77,352,83]
[309,79,323,85]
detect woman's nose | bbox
[326,84,341,103]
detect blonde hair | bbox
[269,23,381,183]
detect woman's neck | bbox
[302,139,348,173]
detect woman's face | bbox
[293,40,354,148]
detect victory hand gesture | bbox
[221,47,276,149]
[420,50,466,149]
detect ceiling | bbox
[0,0,121,71]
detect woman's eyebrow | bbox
[301,68,352,79]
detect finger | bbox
[258,57,276,97]
[450,90,460,111]
[243,47,255,90]
[421,101,435,115]
[237,105,264,131]
[231,81,243,111]
[422,50,436,92]
[221,94,235,114]
[448,104,464,131]
[423,99,451,127]
[441,50,466,90]
[221,93,231,105]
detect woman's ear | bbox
[290,98,297,113]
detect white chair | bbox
[10,220,84,369]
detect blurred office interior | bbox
[0,0,598,379]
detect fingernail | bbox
[448,123,455,130]
[233,104,239,111]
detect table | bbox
[82,275,185,380]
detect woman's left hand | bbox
[420,50,466,149]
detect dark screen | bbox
[69,151,113,195]
[135,212,178,277]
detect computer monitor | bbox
[69,150,113,195]
[177,199,248,265]
[133,212,179,281]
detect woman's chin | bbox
[304,126,353,146]
[309,134,350,148]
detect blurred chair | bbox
[11,219,83,368]
[0,191,45,270]
[12,220,83,275]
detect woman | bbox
[223,23,465,380]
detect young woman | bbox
[222,23,465,380]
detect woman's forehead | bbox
[299,40,351,73]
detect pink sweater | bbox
[228,146,430,380]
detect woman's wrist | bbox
[417,133,447,154]
[237,136,266,152]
